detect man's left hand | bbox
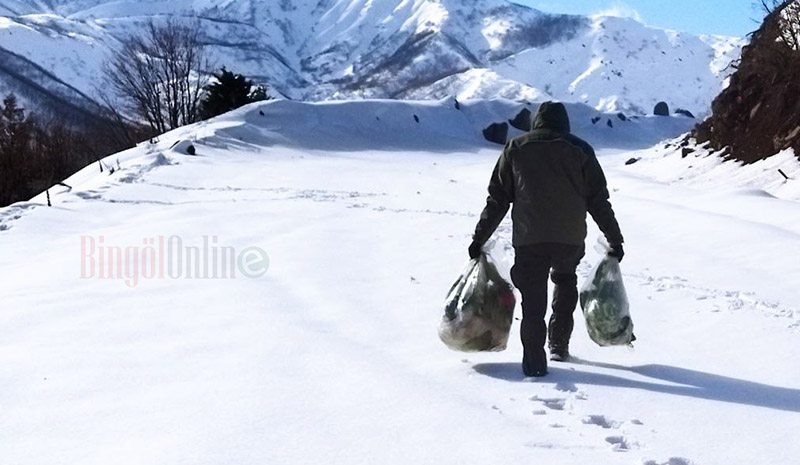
[468,241,483,260]
[608,243,624,263]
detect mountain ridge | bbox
[0,0,744,117]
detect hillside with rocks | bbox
[693,1,800,163]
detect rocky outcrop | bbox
[508,108,532,131]
[693,1,800,163]
[653,101,670,116]
[483,122,509,145]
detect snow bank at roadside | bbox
[23,98,695,208]
[625,141,800,200]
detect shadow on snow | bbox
[472,359,800,413]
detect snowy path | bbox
[1,104,799,465]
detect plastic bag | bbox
[439,252,516,352]
[579,245,634,347]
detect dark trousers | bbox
[510,243,584,370]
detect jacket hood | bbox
[532,101,571,133]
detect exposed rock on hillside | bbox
[693,1,800,163]
[483,122,509,145]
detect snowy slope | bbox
[489,16,742,114]
[625,139,800,200]
[1,99,799,465]
[0,0,744,116]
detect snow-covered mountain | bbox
[0,0,744,118]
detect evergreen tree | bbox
[0,95,36,205]
[200,67,270,119]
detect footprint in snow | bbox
[554,382,589,401]
[555,382,578,393]
[643,458,694,465]
[605,435,640,452]
[629,271,798,329]
[530,396,567,411]
[75,191,103,200]
[0,202,39,231]
[581,415,620,429]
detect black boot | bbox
[549,346,570,362]
[523,348,548,377]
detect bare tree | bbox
[106,19,211,134]
[757,0,800,51]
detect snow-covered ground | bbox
[1,99,799,465]
[627,142,800,201]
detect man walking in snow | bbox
[469,101,624,377]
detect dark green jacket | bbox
[473,102,624,248]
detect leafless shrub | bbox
[106,19,211,134]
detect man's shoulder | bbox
[507,131,595,158]
[561,133,596,158]
[507,129,557,148]
[507,132,533,147]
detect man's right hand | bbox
[468,241,483,260]
[608,243,624,263]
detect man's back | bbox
[506,130,593,246]
[472,102,623,249]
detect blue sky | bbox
[514,1,766,37]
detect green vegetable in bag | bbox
[439,253,516,352]
[580,253,634,347]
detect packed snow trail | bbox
[1,100,799,465]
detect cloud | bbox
[593,1,644,23]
